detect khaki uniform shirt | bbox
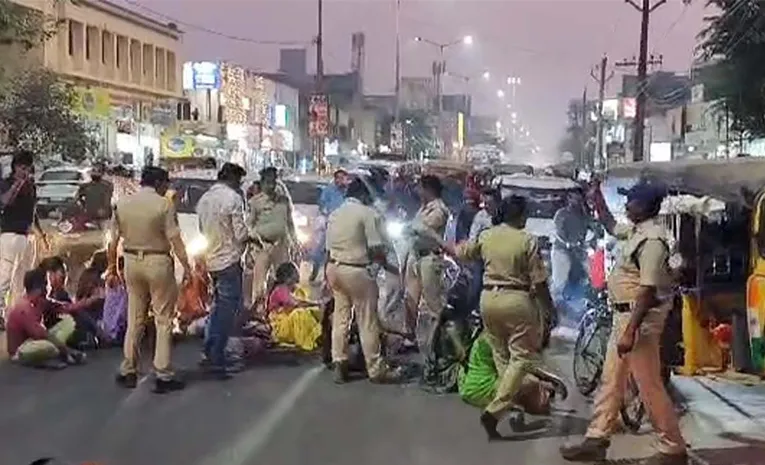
[458,223,548,288]
[412,198,449,253]
[326,198,384,266]
[111,187,181,253]
[248,191,291,243]
[608,218,673,304]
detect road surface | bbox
[0,337,762,465]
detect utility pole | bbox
[581,86,588,167]
[615,53,663,162]
[618,0,667,162]
[394,0,401,122]
[590,55,614,170]
[313,0,326,173]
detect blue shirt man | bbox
[311,169,349,281]
[319,169,349,215]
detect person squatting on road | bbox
[446,195,567,440]
[108,166,191,394]
[247,167,293,313]
[560,182,687,465]
[404,175,450,355]
[196,162,249,380]
[325,178,403,384]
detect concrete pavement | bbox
[0,338,763,465]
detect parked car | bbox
[36,167,91,217]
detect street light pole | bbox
[394,0,401,122]
[313,0,325,173]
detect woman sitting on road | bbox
[267,262,322,351]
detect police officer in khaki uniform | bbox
[404,175,450,346]
[248,167,293,311]
[326,178,402,384]
[561,182,686,465]
[107,166,191,394]
[448,195,567,440]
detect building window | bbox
[85,27,91,60]
[68,20,74,56]
[116,40,121,68]
[102,31,107,63]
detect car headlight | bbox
[387,220,404,239]
[187,235,209,257]
[293,212,308,227]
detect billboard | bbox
[400,77,434,111]
[183,62,221,90]
[309,94,329,137]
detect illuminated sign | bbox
[183,62,221,90]
[622,98,636,119]
[274,104,287,128]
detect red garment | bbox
[268,285,296,313]
[589,248,606,291]
[5,297,48,356]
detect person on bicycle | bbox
[551,192,599,322]
[445,195,567,440]
[560,181,686,465]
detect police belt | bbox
[482,283,529,292]
[124,248,170,257]
[613,303,632,313]
[328,258,370,268]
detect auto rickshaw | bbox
[606,158,765,375]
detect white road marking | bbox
[197,365,324,465]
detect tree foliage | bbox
[0,0,96,163]
[698,0,765,138]
[0,67,97,163]
[0,0,62,51]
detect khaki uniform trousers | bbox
[326,263,385,378]
[250,241,288,311]
[586,308,685,455]
[404,252,446,333]
[120,253,178,381]
[481,289,544,418]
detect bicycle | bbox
[572,291,647,432]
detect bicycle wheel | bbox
[620,374,645,433]
[573,317,610,396]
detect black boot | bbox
[560,438,610,462]
[152,377,186,394]
[479,411,502,441]
[115,373,138,389]
[333,361,349,384]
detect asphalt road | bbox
[0,337,609,465]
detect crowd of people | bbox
[0,150,687,464]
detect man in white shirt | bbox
[196,162,249,379]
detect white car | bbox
[36,166,92,217]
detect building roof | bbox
[82,0,183,38]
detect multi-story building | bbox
[178,61,301,170]
[8,0,183,168]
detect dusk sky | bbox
[117,0,709,157]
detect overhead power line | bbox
[121,0,313,46]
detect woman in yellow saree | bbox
[266,262,322,351]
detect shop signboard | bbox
[160,134,196,158]
[73,87,111,119]
[309,94,329,137]
[183,62,221,90]
[145,102,177,126]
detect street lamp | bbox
[482,70,491,80]
[497,89,505,99]
[414,34,475,155]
